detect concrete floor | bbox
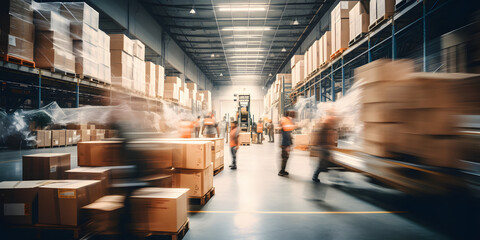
[0,140,458,239]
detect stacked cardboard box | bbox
[131,188,189,232]
[0,0,35,61]
[303,50,309,79]
[81,195,124,234]
[23,153,71,180]
[33,5,75,73]
[34,130,52,147]
[356,59,414,158]
[349,2,369,42]
[51,129,66,146]
[165,76,181,101]
[156,64,165,98]
[293,134,310,147]
[319,31,331,66]
[187,82,197,106]
[38,180,103,226]
[145,61,156,98]
[331,1,357,56]
[198,90,212,111]
[239,132,251,145]
[110,34,134,89]
[370,0,395,26]
[133,40,146,94]
[66,167,111,196]
[77,141,124,167]
[292,60,305,87]
[96,30,111,83]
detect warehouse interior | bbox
[0,0,479,239]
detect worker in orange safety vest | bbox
[278,110,296,176]
[256,119,264,144]
[179,119,194,138]
[201,113,219,138]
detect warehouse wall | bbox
[212,85,265,122]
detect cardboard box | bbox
[293,134,310,146]
[363,139,394,158]
[131,188,188,232]
[363,123,399,143]
[78,129,91,142]
[67,124,88,130]
[66,167,111,195]
[77,141,124,167]
[59,2,99,30]
[321,32,331,65]
[214,150,224,170]
[156,64,165,98]
[109,34,133,56]
[354,59,415,85]
[70,22,98,43]
[166,76,182,85]
[290,55,304,69]
[239,132,251,144]
[34,130,52,147]
[66,130,78,145]
[422,137,461,168]
[0,181,47,225]
[38,180,103,226]
[23,153,71,180]
[360,102,405,123]
[141,174,173,188]
[1,0,34,23]
[133,39,145,60]
[145,61,156,98]
[170,141,212,170]
[173,165,213,197]
[360,81,413,104]
[81,195,124,233]
[34,48,76,74]
[128,140,174,169]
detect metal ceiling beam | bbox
[141,1,325,8]
[150,14,317,21]
[164,24,308,30]
[169,33,301,38]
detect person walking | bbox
[312,113,337,182]
[256,119,264,144]
[229,121,239,170]
[201,113,219,138]
[267,120,275,142]
[194,116,201,138]
[278,111,296,176]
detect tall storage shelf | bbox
[288,0,474,108]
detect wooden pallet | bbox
[330,48,347,60]
[240,143,250,146]
[189,187,215,205]
[348,32,366,46]
[134,218,189,240]
[214,165,224,176]
[1,54,35,67]
[294,145,309,151]
[3,221,93,239]
[368,14,391,31]
[48,67,76,77]
[319,61,330,69]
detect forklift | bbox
[237,94,251,132]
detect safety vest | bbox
[229,128,239,147]
[280,117,295,132]
[179,121,194,138]
[257,123,263,133]
[204,117,215,126]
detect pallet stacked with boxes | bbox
[319,31,331,67]
[33,3,76,74]
[145,61,157,98]
[132,40,146,94]
[349,2,369,45]
[0,0,35,64]
[156,64,165,99]
[369,0,395,30]
[198,90,212,111]
[330,1,357,59]
[291,55,304,87]
[110,34,134,90]
[186,82,197,109]
[165,76,181,102]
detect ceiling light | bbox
[223,27,271,31]
[226,41,262,45]
[269,73,273,77]
[226,35,263,38]
[229,55,265,59]
[231,75,261,80]
[228,48,266,52]
[229,59,263,62]
[220,73,223,76]
[219,6,266,12]
[292,19,299,25]
[189,8,196,14]
[281,47,287,52]
[210,53,215,58]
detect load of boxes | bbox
[349,2,369,43]
[369,0,395,27]
[330,1,357,57]
[291,55,304,87]
[356,59,480,169]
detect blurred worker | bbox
[179,119,194,138]
[229,121,239,169]
[257,119,264,144]
[194,116,201,138]
[278,110,296,176]
[267,120,275,142]
[201,113,219,138]
[219,116,227,139]
[311,111,338,182]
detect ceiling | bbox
[141,0,331,86]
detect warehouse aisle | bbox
[185,140,448,240]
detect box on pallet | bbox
[173,165,213,197]
[131,188,189,232]
[38,180,103,226]
[0,180,48,225]
[82,195,124,234]
[171,141,212,169]
[23,153,70,180]
[77,141,124,167]
[66,167,112,195]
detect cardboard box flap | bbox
[82,201,123,211]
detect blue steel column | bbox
[341,58,345,96]
[423,0,427,71]
[368,37,372,62]
[38,70,42,108]
[330,65,335,102]
[76,80,79,108]
[392,20,397,60]
[319,79,323,102]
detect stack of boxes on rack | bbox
[349,1,369,44]
[110,34,134,89]
[330,1,357,58]
[145,61,157,98]
[356,59,480,169]
[0,0,35,62]
[165,76,181,102]
[291,55,304,87]
[187,82,197,109]
[132,40,146,94]
[369,0,395,29]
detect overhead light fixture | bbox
[219,73,223,76]
[219,6,266,12]
[226,35,263,38]
[292,19,299,25]
[231,75,261,80]
[281,47,287,52]
[229,55,265,59]
[189,8,196,14]
[228,48,266,52]
[229,59,263,62]
[210,53,215,58]
[269,73,272,77]
[226,41,262,45]
[223,27,271,31]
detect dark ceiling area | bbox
[140,0,332,86]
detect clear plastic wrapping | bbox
[133,56,146,94]
[156,65,165,98]
[145,62,156,98]
[0,0,35,61]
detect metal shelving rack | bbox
[288,0,474,109]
